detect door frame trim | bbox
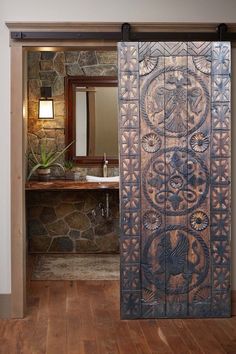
[7,21,236,318]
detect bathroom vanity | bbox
[26,179,120,254]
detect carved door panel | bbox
[118,42,231,319]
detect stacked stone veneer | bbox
[27,50,120,253]
[27,190,119,253]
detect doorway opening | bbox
[25,45,120,307]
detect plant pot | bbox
[37,168,51,175]
[37,167,51,180]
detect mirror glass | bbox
[66,76,118,165]
[75,86,118,157]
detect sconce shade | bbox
[38,86,54,119]
[39,99,54,119]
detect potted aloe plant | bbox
[27,140,74,180]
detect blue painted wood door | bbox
[118,42,231,319]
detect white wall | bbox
[2,0,236,22]
[1,0,236,293]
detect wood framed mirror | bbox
[65,76,118,165]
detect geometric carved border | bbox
[118,42,141,319]
[211,41,231,317]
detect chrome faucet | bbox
[103,153,108,177]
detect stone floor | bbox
[31,254,120,280]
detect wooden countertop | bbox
[25,179,119,191]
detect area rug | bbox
[31,254,120,280]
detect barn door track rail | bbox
[10,23,236,42]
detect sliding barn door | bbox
[118,42,231,319]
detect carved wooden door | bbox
[118,42,231,319]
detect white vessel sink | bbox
[86,175,119,182]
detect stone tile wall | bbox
[27,190,120,254]
[27,50,120,253]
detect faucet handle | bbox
[104,153,108,164]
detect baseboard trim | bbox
[232,290,236,316]
[0,294,11,318]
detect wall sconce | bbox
[38,87,54,119]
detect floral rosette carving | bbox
[143,210,162,230]
[141,133,161,153]
[190,211,209,231]
[190,132,209,153]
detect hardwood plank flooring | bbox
[0,281,236,354]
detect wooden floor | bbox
[0,281,236,354]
